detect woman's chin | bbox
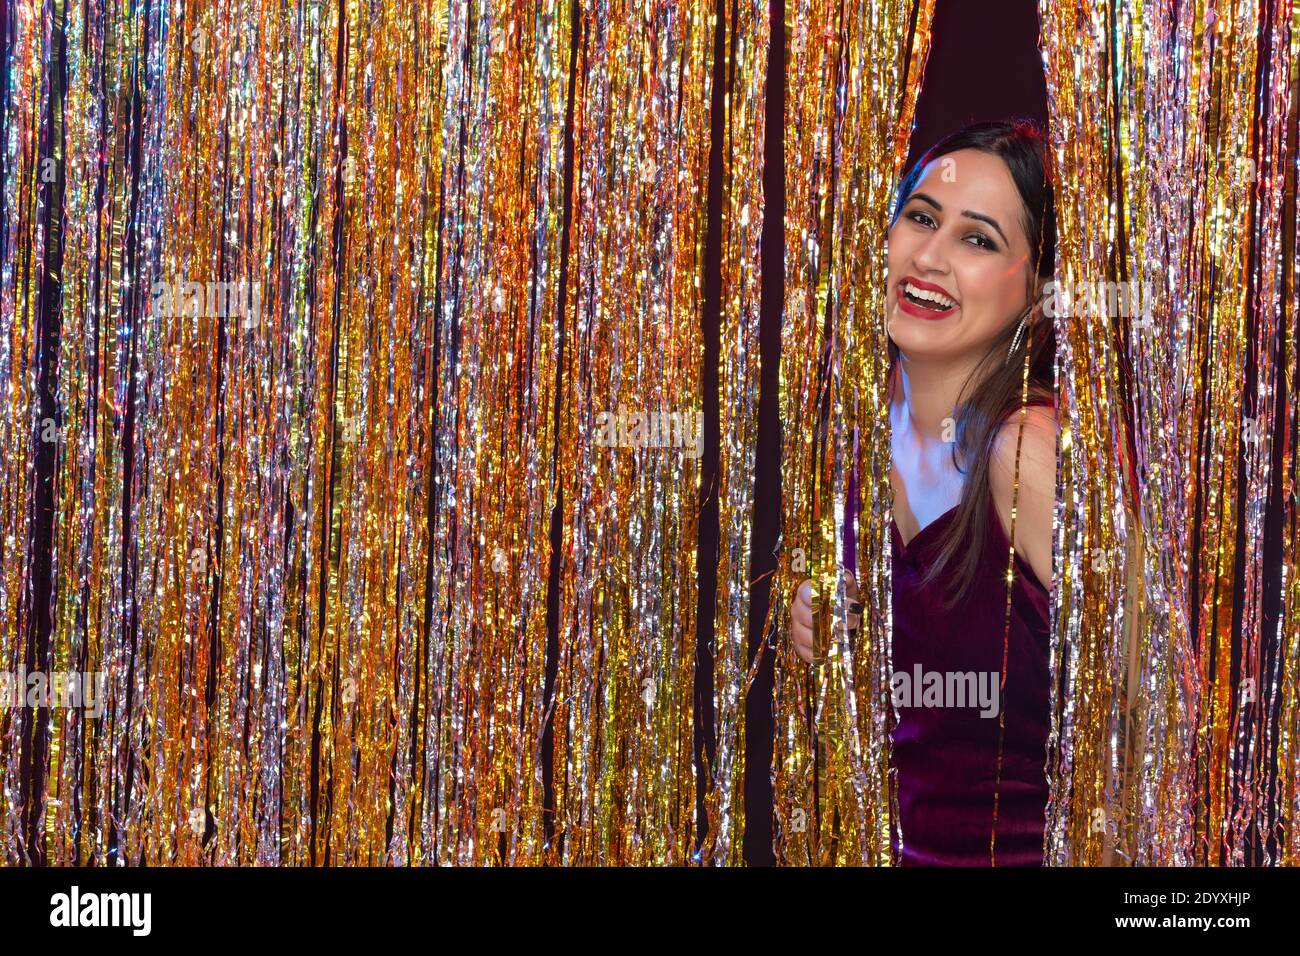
[887,314,962,361]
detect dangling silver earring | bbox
[1005,308,1031,364]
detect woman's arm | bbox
[989,405,1057,589]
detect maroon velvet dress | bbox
[886,487,1051,866]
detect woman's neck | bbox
[893,351,984,442]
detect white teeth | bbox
[903,282,956,309]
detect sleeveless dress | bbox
[886,486,1052,866]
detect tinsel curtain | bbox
[773,0,935,865]
[0,0,767,866]
[1041,0,1299,865]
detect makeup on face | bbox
[896,274,959,319]
[885,150,1033,360]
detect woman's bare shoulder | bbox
[989,405,1058,583]
[990,405,1058,487]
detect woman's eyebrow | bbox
[961,209,1009,246]
[910,191,942,211]
[909,191,1009,246]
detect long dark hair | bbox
[888,119,1057,604]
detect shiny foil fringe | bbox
[773,0,934,865]
[1040,0,1300,865]
[0,0,764,865]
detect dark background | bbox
[907,1,1049,164]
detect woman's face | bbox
[886,148,1036,365]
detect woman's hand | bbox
[790,580,817,664]
[789,572,862,664]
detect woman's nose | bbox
[910,230,950,274]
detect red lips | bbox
[895,275,959,320]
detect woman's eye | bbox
[964,232,996,250]
[907,210,936,228]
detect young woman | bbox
[789,121,1058,866]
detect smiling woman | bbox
[789,120,1059,866]
[886,124,1057,599]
